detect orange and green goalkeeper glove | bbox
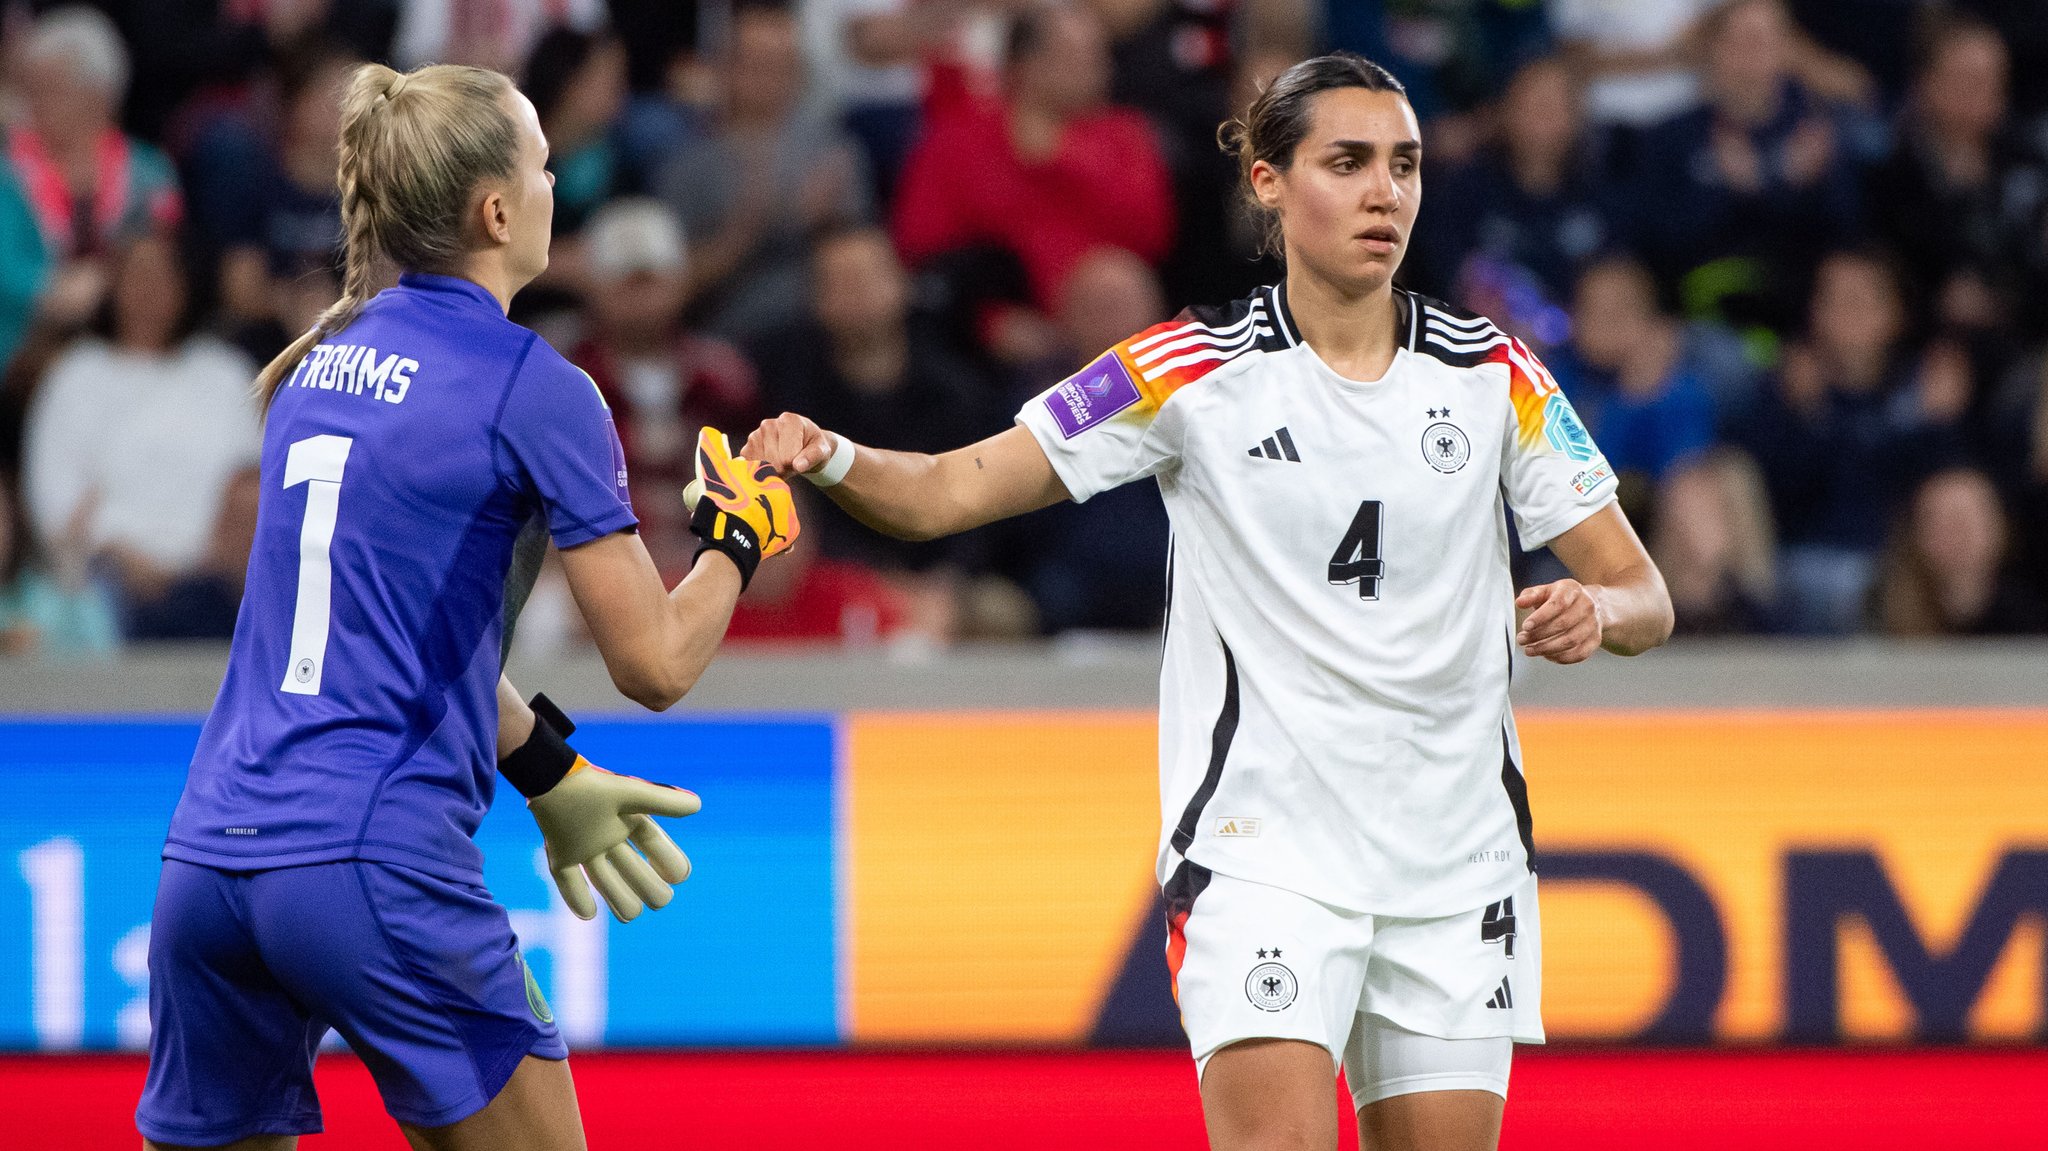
[684,426,799,588]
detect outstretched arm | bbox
[745,415,1071,541]
[1516,504,1674,663]
[558,530,745,710]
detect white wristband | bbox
[805,433,857,488]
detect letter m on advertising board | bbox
[1785,850,2048,1042]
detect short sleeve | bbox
[1015,334,1187,503]
[497,340,639,549]
[1498,337,1618,549]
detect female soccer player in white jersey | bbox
[137,64,798,1151]
[746,53,1671,1151]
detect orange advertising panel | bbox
[846,710,2048,1046]
[844,713,1162,1042]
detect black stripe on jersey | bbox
[1412,292,1511,368]
[1421,312,1506,346]
[1169,640,1240,856]
[1130,300,1271,367]
[1426,309,1494,335]
[1500,725,1536,872]
[1158,531,1175,659]
[1164,857,1214,928]
[1266,283,1300,349]
[1275,426,1301,462]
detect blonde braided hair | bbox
[255,62,519,408]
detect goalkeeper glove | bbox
[685,426,799,589]
[501,694,699,922]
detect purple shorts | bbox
[136,859,568,1144]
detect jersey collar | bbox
[1266,281,1421,352]
[397,272,505,315]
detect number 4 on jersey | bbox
[1328,500,1384,600]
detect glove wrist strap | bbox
[804,433,856,488]
[501,692,578,799]
[689,498,762,590]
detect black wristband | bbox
[689,497,762,590]
[500,692,579,799]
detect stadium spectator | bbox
[1554,255,1716,498]
[1866,15,2042,338]
[186,47,354,347]
[1550,0,1714,134]
[567,199,762,582]
[391,0,605,76]
[1952,0,2048,126]
[0,469,117,657]
[523,27,630,238]
[1102,0,1303,306]
[20,235,259,639]
[1650,450,1776,636]
[1001,246,1171,633]
[657,2,871,342]
[891,2,1174,323]
[120,0,396,144]
[1734,248,1965,633]
[723,490,942,646]
[1984,348,2048,605]
[1626,0,1862,329]
[1411,56,1616,303]
[0,7,182,378]
[748,224,1004,574]
[799,0,959,205]
[1876,467,2047,635]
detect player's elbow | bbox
[614,666,695,712]
[888,513,949,543]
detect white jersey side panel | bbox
[1017,285,1618,917]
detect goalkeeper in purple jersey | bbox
[136,63,799,1151]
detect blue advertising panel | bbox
[0,718,839,1051]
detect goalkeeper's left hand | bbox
[684,426,799,589]
[501,694,699,922]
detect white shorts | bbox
[1168,866,1543,1110]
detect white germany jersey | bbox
[1017,283,1618,918]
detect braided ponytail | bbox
[254,62,519,409]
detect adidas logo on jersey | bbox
[1484,977,1515,1010]
[1246,427,1301,462]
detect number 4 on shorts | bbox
[1328,500,1384,600]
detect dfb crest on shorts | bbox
[1480,897,1517,959]
[1421,420,1470,473]
[1245,949,1299,1011]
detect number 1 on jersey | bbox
[1328,500,1385,600]
[280,434,353,696]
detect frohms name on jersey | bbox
[286,343,420,404]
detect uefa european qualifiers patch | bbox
[1245,947,1298,1012]
[1046,352,1142,439]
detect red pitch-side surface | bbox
[11,1048,2035,1149]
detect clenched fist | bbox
[1515,579,1604,664]
[745,412,837,477]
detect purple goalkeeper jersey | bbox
[164,273,637,882]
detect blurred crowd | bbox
[3,0,2048,659]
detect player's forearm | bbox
[1587,564,1674,656]
[820,442,965,541]
[496,676,536,758]
[626,553,744,710]
[820,428,1067,542]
